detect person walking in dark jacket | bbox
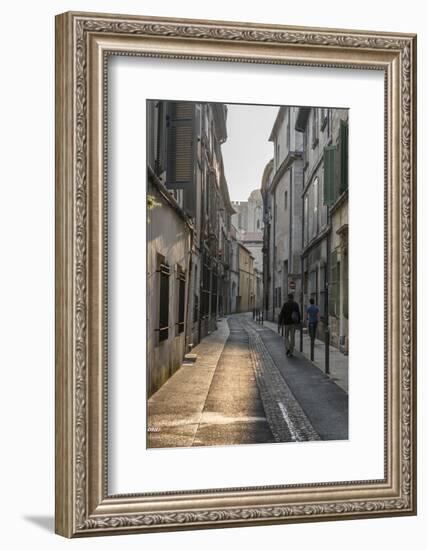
[278,293,301,356]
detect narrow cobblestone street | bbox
[148,314,348,448]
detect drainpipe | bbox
[184,230,194,352]
[300,166,305,353]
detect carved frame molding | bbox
[55,12,416,537]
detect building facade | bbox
[261,159,274,319]
[228,225,240,314]
[295,106,349,351]
[237,243,255,313]
[147,100,235,395]
[262,105,349,354]
[262,107,304,321]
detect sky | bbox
[221,104,279,202]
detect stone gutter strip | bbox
[244,321,321,442]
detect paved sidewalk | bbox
[259,316,348,393]
[192,317,274,446]
[147,318,229,448]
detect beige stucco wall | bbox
[238,245,254,312]
[147,185,192,396]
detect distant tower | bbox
[247,189,263,232]
[231,189,263,234]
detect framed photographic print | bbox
[55,11,417,537]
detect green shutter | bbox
[323,145,337,206]
[339,120,348,194]
[166,102,196,217]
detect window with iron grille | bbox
[177,266,186,334]
[157,256,170,342]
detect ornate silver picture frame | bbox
[55,11,417,537]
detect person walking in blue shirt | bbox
[306,298,320,340]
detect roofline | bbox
[268,106,286,142]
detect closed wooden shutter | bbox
[177,267,186,334]
[323,145,337,206]
[158,260,170,342]
[166,102,196,217]
[338,119,349,193]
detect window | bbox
[321,108,328,131]
[313,177,319,235]
[303,271,308,299]
[303,129,308,167]
[177,266,186,334]
[275,287,282,308]
[308,187,314,242]
[154,101,167,177]
[157,256,170,342]
[195,103,202,164]
[309,270,318,304]
[165,102,195,217]
[304,195,309,246]
[319,175,327,228]
[284,190,288,210]
[311,108,319,149]
[338,119,349,194]
[323,145,337,206]
[171,188,183,208]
